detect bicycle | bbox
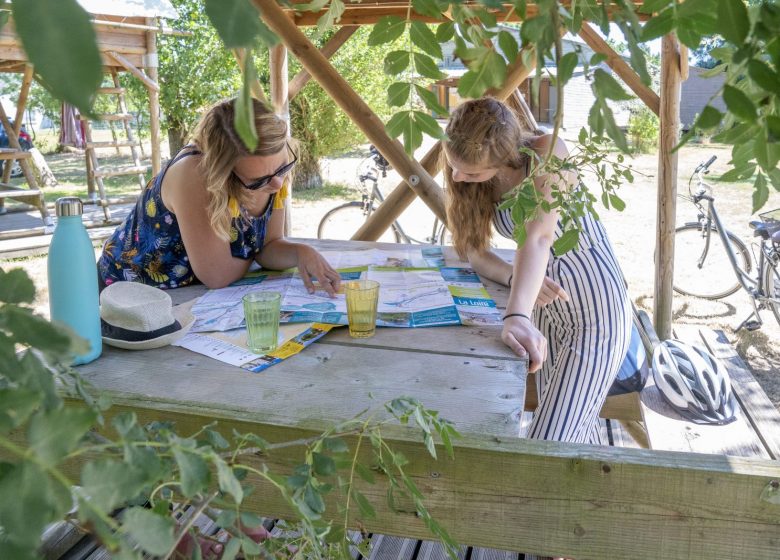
[317,145,451,245]
[672,155,780,329]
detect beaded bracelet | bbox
[502,312,531,322]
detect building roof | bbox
[77,0,178,19]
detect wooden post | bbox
[252,0,447,224]
[145,18,162,175]
[270,44,293,237]
[654,34,683,340]
[578,22,661,116]
[353,46,537,241]
[287,25,358,101]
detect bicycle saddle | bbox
[750,220,775,240]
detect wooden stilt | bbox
[353,46,537,241]
[2,65,33,185]
[287,25,358,101]
[654,34,683,340]
[270,44,292,237]
[145,17,162,175]
[578,23,660,116]
[253,0,447,224]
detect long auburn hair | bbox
[442,97,538,257]
[191,98,288,240]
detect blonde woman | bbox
[443,98,631,449]
[98,98,340,295]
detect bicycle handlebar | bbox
[695,155,717,174]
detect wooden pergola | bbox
[250,0,683,340]
[0,0,176,224]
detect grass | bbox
[292,182,357,202]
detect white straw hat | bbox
[100,282,194,350]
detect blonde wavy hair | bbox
[191,98,289,240]
[442,97,538,257]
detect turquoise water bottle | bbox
[48,197,102,365]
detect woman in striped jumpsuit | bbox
[442,97,632,447]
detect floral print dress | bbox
[98,146,285,289]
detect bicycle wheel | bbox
[436,221,453,246]
[317,202,400,243]
[672,223,751,300]
[763,248,780,327]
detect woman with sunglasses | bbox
[98,98,341,295]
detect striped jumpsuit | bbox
[494,206,632,445]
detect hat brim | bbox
[102,304,195,350]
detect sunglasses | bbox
[233,142,298,191]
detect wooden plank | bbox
[0,150,31,159]
[288,25,359,101]
[86,140,141,149]
[0,188,42,198]
[106,51,160,92]
[145,17,162,176]
[653,35,683,340]
[96,87,125,95]
[94,165,150,178]
[697,328,780,460]
[470,547,518,560]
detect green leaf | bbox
[81,459,148,512]
[122,507,176,556]
[410,21,443,59]
[386,110,412,138]
[602,103,631,152]
[384,51,410,75]
[640,0,671,13]
[718,0,750,44]
[322,437,349,453]
[609,194,626,211]
[695,106,724,130]
[414,52,446,80]
[753,173,769,213]
[221,537,242,560]
[0,388,40,433]
[767,116,780,141]
[498,31,519,64]
[415,84,448,116]
[0,10,9,33]
[214,456,244,504]
[316,0,345,34]
[3,305,73,357]
[640,9,675,41]
[172,448,210,497]
[312,452,337,476]
[553,229,580,255]
[387,82,412,107]
[520,14,550,44]
[754,133,780,172]
[352,489,376,519]
[748,60,780,93]
[205,0,267,48]
[457,69,484,98]
[0,462,70,546]
[304,483,326,514]
[557,52,579,86]
[436,21,455,42]
[676,25,701,50]
[12,0,102,116]
[0,268,35,304]
[28,407,96,467]
[413,111,444,138]
[368,16,406,46]
[723,85,757,122]
[234,55,259,152]
[414,0,445,18]
[239,512,265,528]
[483,50,507,89]
[354,462,376,484]
[593,69,633,101]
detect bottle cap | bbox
[55,197,83,217]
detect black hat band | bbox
[101,319,182,342]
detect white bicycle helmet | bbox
[652,339,737,425]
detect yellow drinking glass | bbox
[344,279,380,338]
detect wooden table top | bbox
[76,239,526,439]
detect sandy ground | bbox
[4,138,779,409]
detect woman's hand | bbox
[501,315,547,372]
[296,245,342,297]
[536,276,570,307]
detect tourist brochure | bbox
[188,247,501,332]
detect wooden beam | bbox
[679,44,689,81]
[507,88,540,131]
[253,0,447,224]
[353,46,537,241]
[578,22,660,116]
[49,401,780,560]
[2,64,33,184]
[270,44,293,237]
[145,18,162,176]
[288,25,358,101]
[106,51,160,92]
[233,48,269,103]
[654,34,683,340]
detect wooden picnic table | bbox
[69,239,780,559]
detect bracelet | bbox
[507,273,513,288]
[502,312,531,322]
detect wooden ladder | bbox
[82,69,149,222]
